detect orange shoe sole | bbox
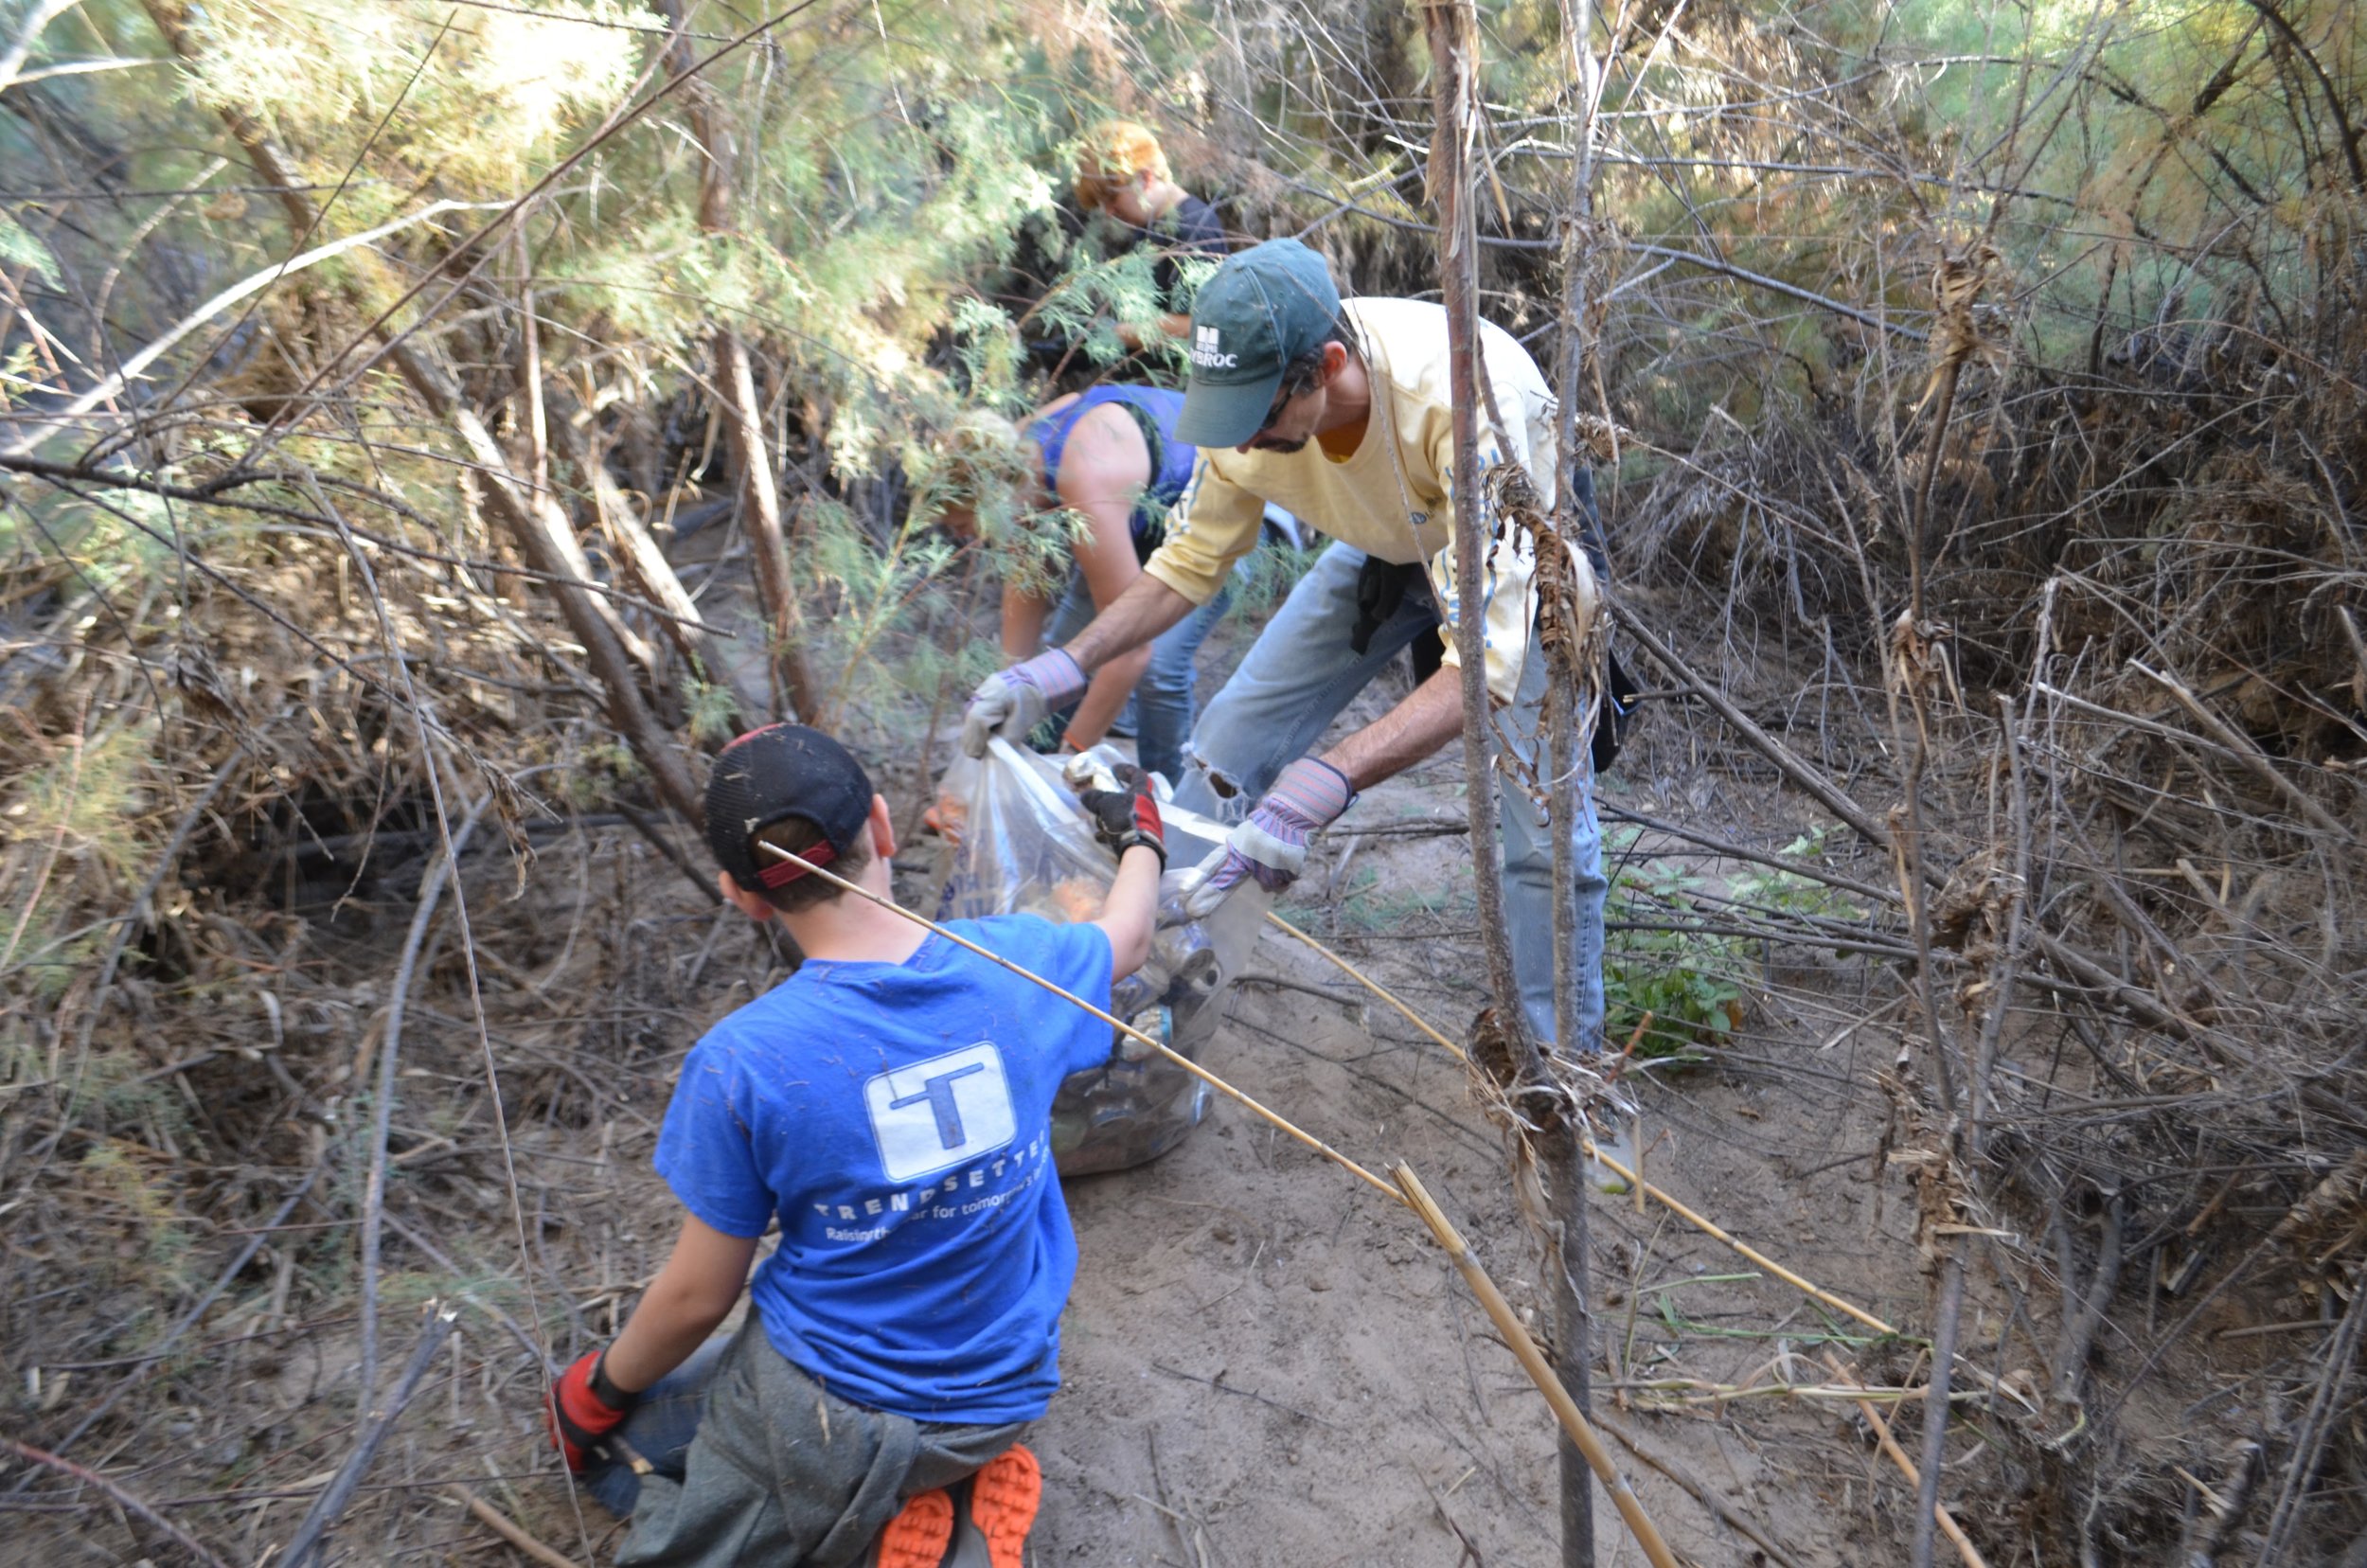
[875,1488,954,1568]
[967,1445,1042,1568]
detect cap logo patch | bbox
[1191,325,1237,369]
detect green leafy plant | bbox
[1725,826,1863,923]
[1602,849,1748,1059]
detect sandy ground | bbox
[1019,768,1930,1567]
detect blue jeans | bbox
[1045,573,1231,786]
[581,1334,731,1517]
[1169,541,1609,1051]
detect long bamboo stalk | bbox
[1265,912,1467,1059]
[1264,913,1911,1341]
[1394,1165,1681,1568]
[1822,1354,1990,1568]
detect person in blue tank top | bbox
[934,385,1229,784]
[546,724,1169,1567]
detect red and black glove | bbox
[548,1349,637,1472]
[1079,765,1166,868]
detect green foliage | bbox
[1605,826,1867,1055]
[0,208,59,289]
[7,726,158,882]
[1602,846,1747,1059]
[79,1142,197,1295]
[684,678,739,743]
[1725,826,1862,923]
[1228,542,1322,617]
[1299,862,1475,934]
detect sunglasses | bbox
[1252,383,1296,436]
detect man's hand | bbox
[1182,757,1355,918]
[548,1349,637,1472]
[1078,765,1166,867]
[960,650,1087,758]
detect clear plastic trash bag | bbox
[926,739,1265,1175]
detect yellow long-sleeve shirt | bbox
[1143,297,1559,704]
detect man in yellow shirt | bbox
[962,240,1611,1062]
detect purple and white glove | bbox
[1182,757,1356,918]
[960,650,1086,758]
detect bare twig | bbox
[0,1434,232,1568]
[2129,659,2353,841]
[276,1302,459,1568]
[454,1488,590,1568]
[2255,1280,2367,1563]
[359,799,489,1402]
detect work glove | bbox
[1182,757,1355,918]
[960,650,1087,759]
[1078,764,1166,868]
[547,1349,637,1473]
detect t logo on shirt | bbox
[863,1042,1018,1183]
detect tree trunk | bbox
[1424,4,1593,1564]
[140,0,703,829]
[664,2,821,722]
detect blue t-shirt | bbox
[655,916,1115,1424]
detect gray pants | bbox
[582,1320,1024,1567]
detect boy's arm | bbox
[603,1214,759,1392]
[1090,843,1163,978]
[1000,579,1052,662]
[548,1213,756,1470]
[1078,767,1166,978]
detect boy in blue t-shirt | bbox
[547,723,1167,1567]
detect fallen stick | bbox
[1591,1411,1803,1568]
[0,1434,232,1568]
[276,1302,459,1568]
[1393,1164,1683,1568]
[1821,1354,1989,1568]
[454,1488,588,1568]
[2129,659,2353,841]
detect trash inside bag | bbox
[929,739,1252,1175]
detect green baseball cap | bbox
[1175,239,1344,449]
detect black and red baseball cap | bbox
[704,724,875,891]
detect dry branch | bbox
[0,1434,232,1568]
[454,1488,590,1568]
[358,802,487,1402]
[275,1303,459,1568]
[2129,659,2353,841]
